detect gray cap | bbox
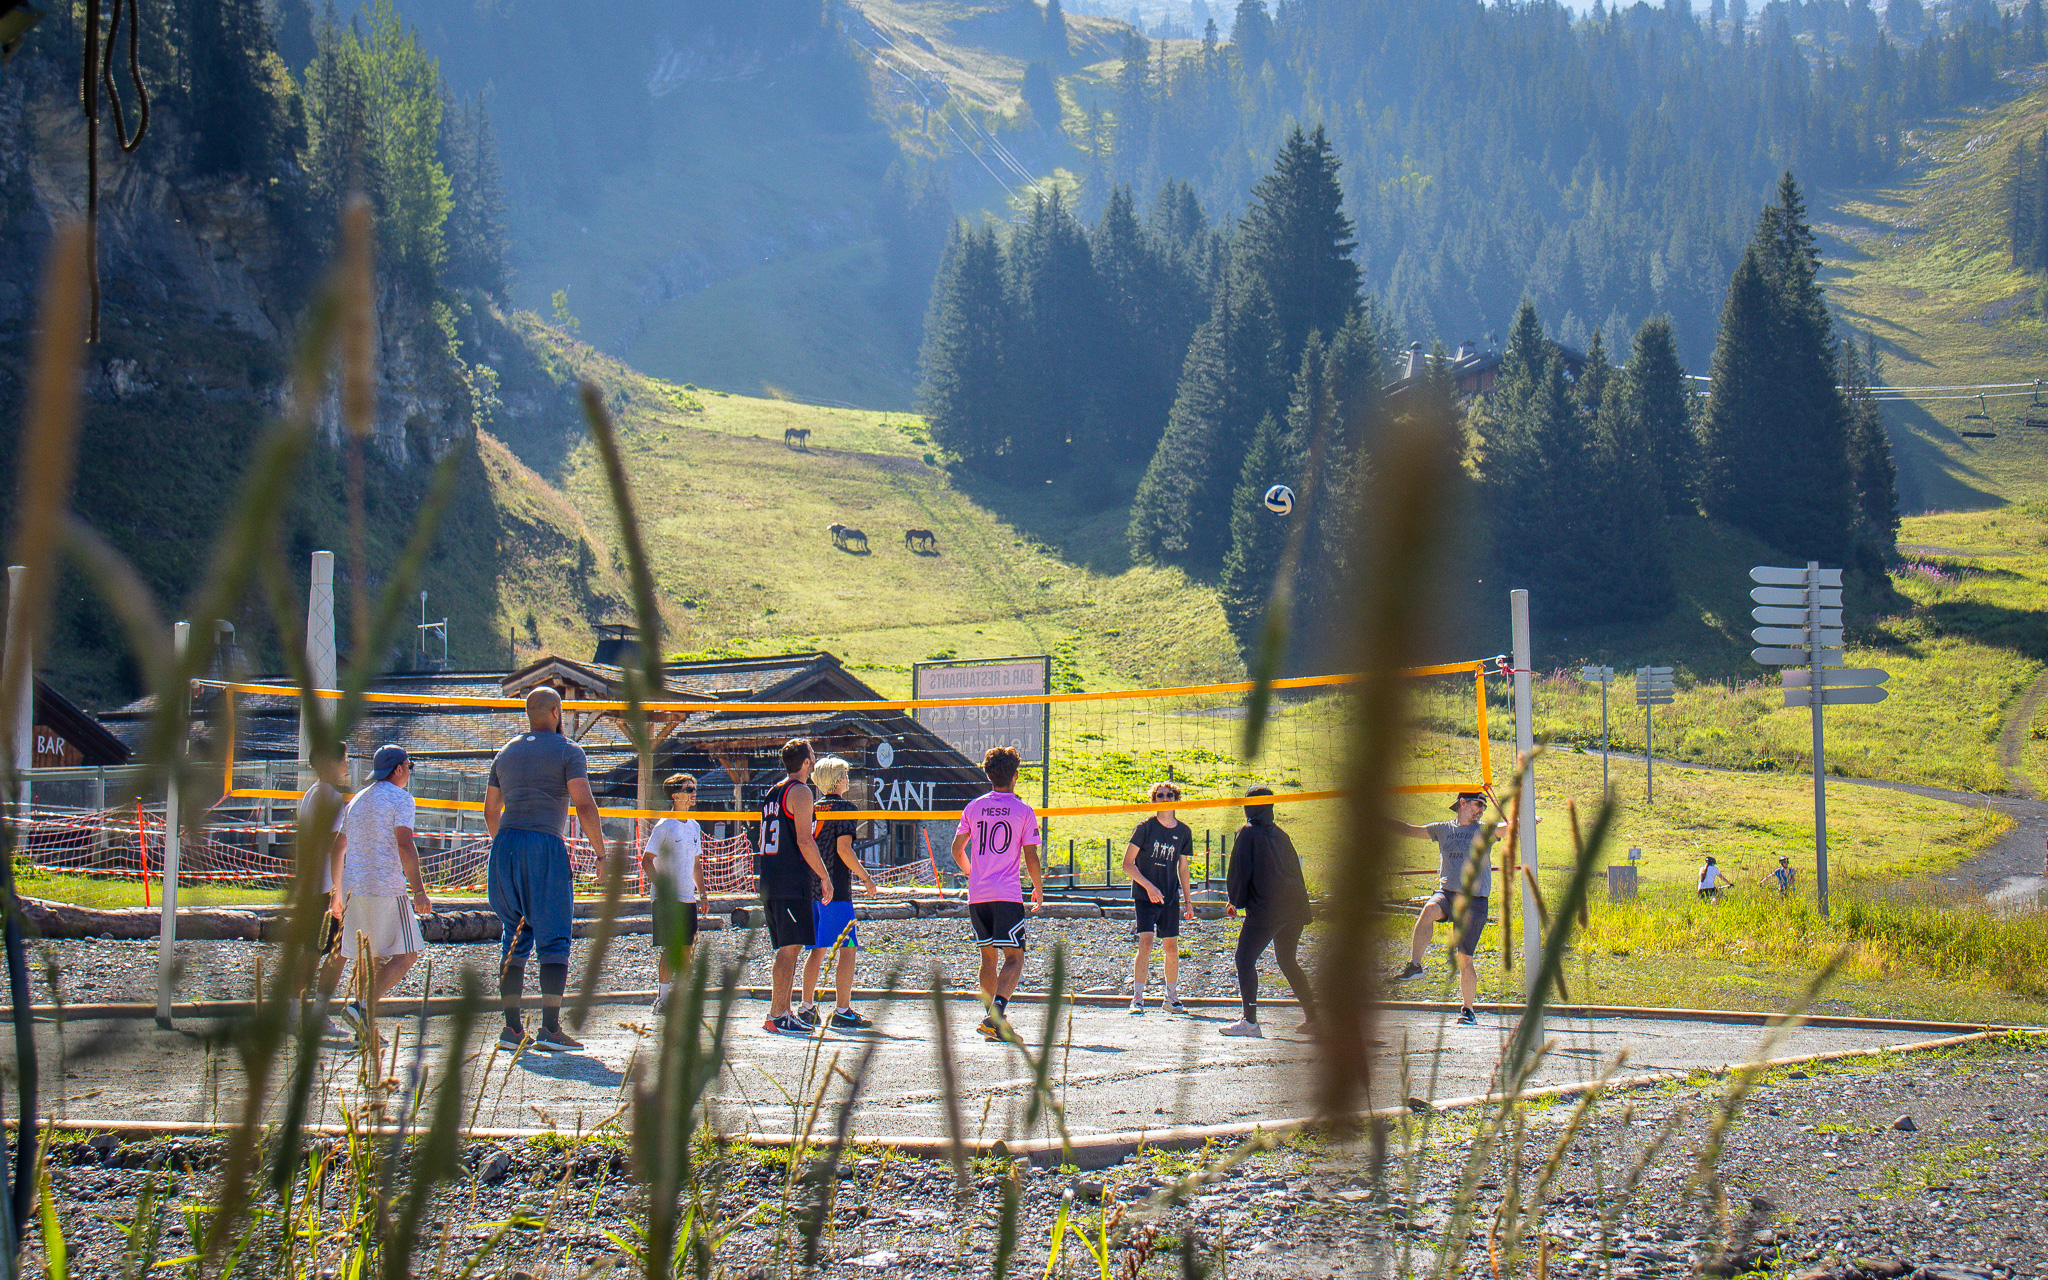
[370,744,409,781]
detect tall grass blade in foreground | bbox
[0,221,90,1274]
[1317,396,1464,1120]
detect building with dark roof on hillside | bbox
[1382,338,1588,402]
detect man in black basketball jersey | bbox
[760,738,833,1034]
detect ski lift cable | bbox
[853,21,1045,195]
[847,34,1023,202]
[1685,374,2045,393]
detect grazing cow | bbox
[829,523,868,552]
[784,427,812,449]
[905,528,938,553]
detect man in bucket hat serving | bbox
[1385,791,1497,1026]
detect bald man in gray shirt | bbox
[486,686,606,1051]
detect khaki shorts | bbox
[341,894,423,960]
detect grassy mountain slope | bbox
[448,71,2048,811]
[1493,73,2048,796]
[507,319,1240,692]
[1820,69,2048,512]
[848,0,1129,117]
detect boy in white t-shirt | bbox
[641,772,705,1014]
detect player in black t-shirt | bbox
[1121,781,1195,1015]
[759,739,832,1035]
[798,756,878,1029]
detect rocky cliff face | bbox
[1,82,474,468]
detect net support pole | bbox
[298,551,335,766]
[1511,590,1540,996]
[5,567,30,816]
[1808,560,1830,921]
[155,620,189,1029]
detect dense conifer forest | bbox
[1082,0,2047,363]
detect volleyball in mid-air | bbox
[1262,484,1295,516]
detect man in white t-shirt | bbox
[640,772,704,1014]
[336,745,433,1027]
[295,750,350,1029]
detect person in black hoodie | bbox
[1221,787,1316,1038]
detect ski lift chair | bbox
[1960,393,1997,438]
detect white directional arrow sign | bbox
[1784,685,1888,707]
[1748,562,1862,924]
[1752,586,1844,607]
[1579,666,1615,681]
[1751,605,1844,627]
[1751,565,1843,587]
[1783,669,1889,688]
[1753,647,1845,666]
[1752,626,1845,647]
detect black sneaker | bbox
[1390,961,1425,982]
[828,1008,873,1030]
[1455,1007,1478,1027]
[977,1013,1003,1040]
[534,1026,583,1051]
[795,1005,821,1028]
[766,1013,813,1035]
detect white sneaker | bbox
[1220,1019,1264,1038]
[1128,996,1145,1016]
[651,988,670,1015]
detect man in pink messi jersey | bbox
[950,745,1044,1041]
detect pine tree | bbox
[1218,407,1298,654]
[1043,0,1071,62]
[1127,276,1284,569]
[1481,301,1666,621]
[1700,176,1856,562]
[356,0,453,283]
[185,0,283,177]
[1623,315,1697,516]
[1577,328,1613,417]
[1022,61,1062,134]
[440,96,509,295]
[305,4,384,244]
[1839,338,1900,558]
[1232,124,1360,356]
[917,224,1013,472]
[1583,345,1674,620]
[1233,0,1273,66]
[1113,30,1153,188]
[1007,190,1101,480]
[276,0,317,73]
[1478,302,1586,605]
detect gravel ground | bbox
[25,1013,2045,1276]
[42,915,1309,1007]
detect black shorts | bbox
[1133,891,1182,939]
[969,900,1028,950]
[652,895,698,950]
[764,897,815,950]
[319,912,343,959]
[1425,890,1489,957]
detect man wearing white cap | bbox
[335,744,433,1028]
